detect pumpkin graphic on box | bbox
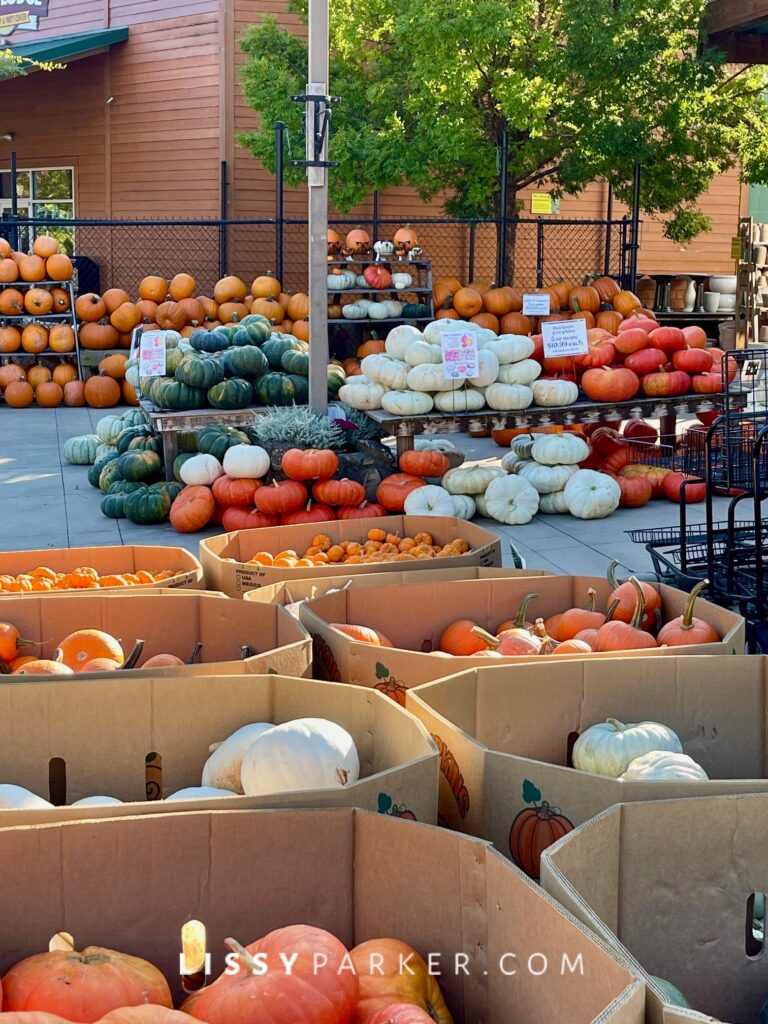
[378,792,417,821]
[509,779,574,881]
[312,633,342,683]
[373,660,407,706]
[431,733,470,818]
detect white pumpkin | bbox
[180,453,224,487]
[414,438,456,451]
[532,378,579,407]
[434,388,486,413]
[338,380,386,410]
[501,450,522,473]
[391,272,413,290]
[385,324,424,359]
[619,751,708,782]
[125,360,139,388]
[508,458,532,475]
[572,719,683,779]
[442,465,506,495]
[486,335,535,365]
[63,434,100,465]
[483,474,540,524]
[467,349,500,388]
[484,382,533,411]
[404,340,442,366]
[406,363,461,393]
[451,494,476,520]
[383,300,403,318]
[531,433,589,466]
[0,784,53,810]
[472,327,498,348]
[223,444,270,480]
[511,433,543,459]
[165,786,237,801]
[328,271,356,290]
[564,469,620,519]
[423,319,471,345]
[403,484,456,517]
[475,493,489,517]
[538,490,569,514]
[355,274,368,287]
[202,722,274,793]
[95,443,117,462]
[240,717,360,796]
[516,462,578,494]
[381,390,434,416]
[497,359,541,386]
[71,795,123,806]
[361,354,409,390]
[368,301,391,320]
[95,415,125,445]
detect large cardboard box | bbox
[0,807,646,1022]
[541,793,768,1024]
[200,515,503,596]
[0,590,310,677]
[406,657,768,880]
[301,576,745,693]
[244,566,552,609]
[0,544,202,592]
[0,673,438,823]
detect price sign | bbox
[440,330,480,380]
[523,293,550,316]
[541,318,589,358]
[531,193,553,214]
[731,236,743,261]
[139,330,167,378]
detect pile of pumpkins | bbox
[0,354,133,410]
[132,316,344,411]
[74,271,310,350]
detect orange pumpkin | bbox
[329,624,394,646]
[569,286,601,314]
[345,227,371,254]
[596,310,623,334]
[219,300,251,324]
[592,275,621,303]
[21,323,48,354]
[32,234,59,258]
[292,318,310,342]
[52,362,78,386]
[98,353,128,379]
[101,288,132,314]
[0,287,23,315]
[75,292,107,322]
[550,280,573,309]
[122,378,139,406]
[0,237,11,258]
[358,337,386,357]
[108,301,141,333]
[470,311,499,332]
[327,227,342,254]
[48,324,75,353]
[27,365,52,388]
[399,449,450,477]
[392,225,419,251]
[169,272,197,300]
[136,298,158,322]
[18,254,46,282]
[63,379,86,406]
[452,287,483,317]
[0,324,21,352]
[196,295,218,321]
[606,559,661,629]
[351,938,451,1024]
[376,473,425,512]
[481,287,512,315]
[213,275,247,304]
[83,374,121,407]
[50,286,71,312]
[45,253,73,281]
[0,362,26,388]
[251,273,281,300]
[0,257,19,282]
[499,311,532,334]
[35,381,63,407]
[139,275,169,302]
[23,287,54,315]
[79,320,119,350]
[569,310,596,329]
[154,301,187,331]
[557,589,606,639]
[593,578,657,651]
[656,579,720,646]
[178,296,205,325]
[170,485,216,533]
[4,380,34,407]
[612,290,643,316]
[251,296,284,323]
[287,292,309,321]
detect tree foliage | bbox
[239,0,768,244]
[0,48,66,80]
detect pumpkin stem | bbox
[606,718,627,731]
[240,644,256,660]
[224,937,258,976]
[628,578,646,631]
[607,559,621,590]
[531,618,557,655]
[586,588,597,614]
[188,641,203,665]
[514,593,538,628]
[470,626,500,650]
[53,647,64,664]
[682,580,709,630]
[208,741,222,753]
[49,931,75,953]
[120,639,145,671]
[604,598,621,622]
[538,800,552,819]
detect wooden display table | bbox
[366,393,725,456]
[141,403,266,478]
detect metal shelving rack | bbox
[0,278,82,378]
[735,217,765,349]
[327,256,434,327]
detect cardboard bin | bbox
[406,657,768,882]
[0,807,646,1023]
[300,575,744,693]
[0,673,438,824]
[0,590,310,677]
[0,543,203,593]
[200,515,503,596]
[541,793,768,1024]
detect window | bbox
[0,166,75,254]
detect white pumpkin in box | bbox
[360,353,409,390]
[385,324,424,359]
[406,363,462,393]
[338,379,386,410]
[538,490,569,514]
[516,462,578,494]
[381,390,434,416]
[532,378,579,407]
[531,433,589,466]
[166,786,236,801]
[403,484,456,517]
[240,717,360,796]
[223,444,270,480]
[467,349,500,388]
[434,388,485,413]
[451,494,476,520]
[564,469,620,519]
[619,750,708,781]
[483,474,540,525]
[404,340,442,366]
[443,465,505,495]
[572,719,683,779]
[498,359,541,386]
[203,722,274,793]
[484,382,533,411]
[486,335,535,365]
[180,453,224,487]
[423,319,471,345]
[0,784,52,810]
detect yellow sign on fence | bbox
[531,193,553,214]
[731,236,743,260]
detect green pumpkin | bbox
[63,434,100,466]
[327,368,345,399]
[175,353,225,390]
[190,328,231,353]
[241,313,271,328]
[155,379,208,411]
[99,459,125,493]
[115,449,163,483]
[123,487,172,525]
[173,453,195,482]
[150,480,183,502]
[107,480,146,496]
[234,321,271,346]
[116,425,153,454]
[101,482,147,520]
[223,344,269,380]
[208,377,253,410]
[262,336,304,371]
[253,372,300,406]
[88,453,118,489]
[127,435,162,455]
[401,302,430,318]
[649,978,690,1009]
[197,424,250,461]
[165,348,186,375]
[120,408,149,429]
[280,350,309,377]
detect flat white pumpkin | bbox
[516,462,578,494]
[451,494,476,520]
[532,379,579,407]
[483,474,540,524]
[202,722,274,793]
[342,301,371,319]
[360,354,409,390]
[406,363,462,393]
[403,484,456,517]
[383,300,403,317]
[71,795,123,806]
[531,433,589,466]
[484,382,533,411]
[381,390,434,416]
[338,380,386,410]
[423,319,471,345]
[572,719,683,778]
[510,433,544,459]
[486,335,535,365]
[165,786,237,801]
[368,301,392,321]
[223,444,270,480]
[180,453,224,487]
[442,465,506,495]
[467,349,500,388]
[0,784,53,810]
[619,751,708,781]
[240,717,360,795]
[414,438,456,451]
[433,388,486,413]
[564,469,620,519]
[404,340,442,366]
[385,324,424,359]
[538,490,569,514]
[391,272,413,290]
[497,359,542,386]
[501,450,522,473]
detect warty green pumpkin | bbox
[223,344,268,379]
[208,377,253,409]
[175,353,225,389]
[115,449,163,483]
[197,424,251,461]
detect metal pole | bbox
[372,190,380,244]
[306,0,330,413]
[275,122,285,283]
[603,182,613,276]
[9,150,18,251]
[468,222,476,283]
[496,129,509,284]
[219,160,228,277]
[629,162,641,291]
[536,221,545,288]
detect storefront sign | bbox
[139,330,167,378]
[0,0,49,37]
[522,293,550,315]
[541,318,588,358]
[440,330,480,380]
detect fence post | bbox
[536,220,545,288]
[629,162,641,290]
[275,122,285,281]
[372,190,380,244]
[219,160,228,277]
[468,222,476,283]
[496,128,509,284]
[603,183,613,276]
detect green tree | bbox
[239,0,768,274]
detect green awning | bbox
[9,27,128,65]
